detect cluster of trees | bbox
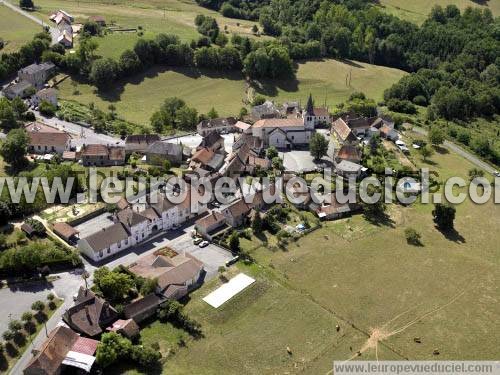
[96,332,161,369]
[92,266,135,302]
[0,32,51,81]
[157,300,202,337]
[150,97,198,133]
[0,241,81,274]
[196,0,268,21]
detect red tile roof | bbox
[253,118,304,128]
[71,336,99,356]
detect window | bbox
[291,136,295,140]
[99,251,103,257]
[107,248,111,254]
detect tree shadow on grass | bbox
[436,226,466,244]
[433,145,449,155]
[363,210,395,228]
[94,65,245,103]
[34,311,48,325]
[251,75,300,97]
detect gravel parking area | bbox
[165,134,236,153]
[168,231,233,280]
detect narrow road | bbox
[412,126,497,175]
[1,0,59,45]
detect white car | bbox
[199,241,209,248]
[493,171,500,178]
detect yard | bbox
[0,4,41,54]
[112,135,500,374]
[378,0,500,24]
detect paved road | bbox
[35,112,124,148]
[1,1,59,45]
[412,126,497,175]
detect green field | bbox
[0,4,41,54]
[58,59,406,125]
[378,0,500,24]
[113,135,500,374]
[33,0,262,58]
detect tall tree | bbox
[309,132,329,160]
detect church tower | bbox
[303,94,315,130]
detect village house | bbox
[197,117,237,136]
[335,160,364,179]
[106,319,140,339]
[24,121,70,154]
[310,193,357,221]
[332,117,359,145]
[197,131,225,153]
[125,134,161,154]
[195,211,227,240]
[50,10,74,24]
[124,293,164,323]
[380,124,399,141]
[80,144,126,166]
[336,144,362,164]
[189,147,225,172]
[221,198,251,227]
[3,80,33,99]
[31,87,58,107]
[63,287,118,337]
[58,29,73,48]
[232,133,263,155]
[145,141,183,165]
[252,118,312,149]
[18,62,56,90]
[251,100,281,120]
[302,95,330,126]
[129,252,204,299]
[23,326,99,375]
[234,120,252,134]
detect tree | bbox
[419,144,434,162]
[2,330,14,341]
[0,128,28,169]
[428,127,445,146]
[31,300,45,312]
[468,168,485,182]
[83,21,101,36]
[272,156,283,170]
[405,227,421,245]
[8,320,22,333]
[229,231,240,253]
[309,132,329,160]
[0,98,17,130]
[252,210,262,233]
[89,58,119,88]
[118,49,142,76]
[140,278,158,295]
[19,0,34,9]
[432,203,456,231]
[94,267,134,301]
[11,97,27,119]
[266,146,278,160]
[207,107,218,119]
[176,106,198,131]
[39,100,56,117]
[21,311,33,322]
[0,201,12,226]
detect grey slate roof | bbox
[83,222,129,252]
[146,141,183,156]
[19,62,55,75]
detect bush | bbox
[412,95,427,106]
[46,293,55,301]
[404,227,421,245]
[39,100,56,117]
[21,311,33,322]
[48,301,57,310]
[31,300,45,312]
[387,98,417,114]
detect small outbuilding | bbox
[53,222,79,242]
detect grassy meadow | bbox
[110,134,500,374]
[0,4,41,54]
[378,0,500,24]
[58,59,406,125]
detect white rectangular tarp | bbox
[203,273,255,308]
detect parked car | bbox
[193,237,203,245]
[225,256,239,267]
[493,170,500,177]
[199,241,209,248]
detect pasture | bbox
[378,0,500,24]
[130,136,500,374]
[57,59,406,125]
[0,4,41,54]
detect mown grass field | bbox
[0,4,41,54]
[378,0,500,24]
[58,59,406,125]
[111,136,500,374]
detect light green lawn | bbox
[0,4,41,54]
[57,59,406,125]
[378,0,500,24]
